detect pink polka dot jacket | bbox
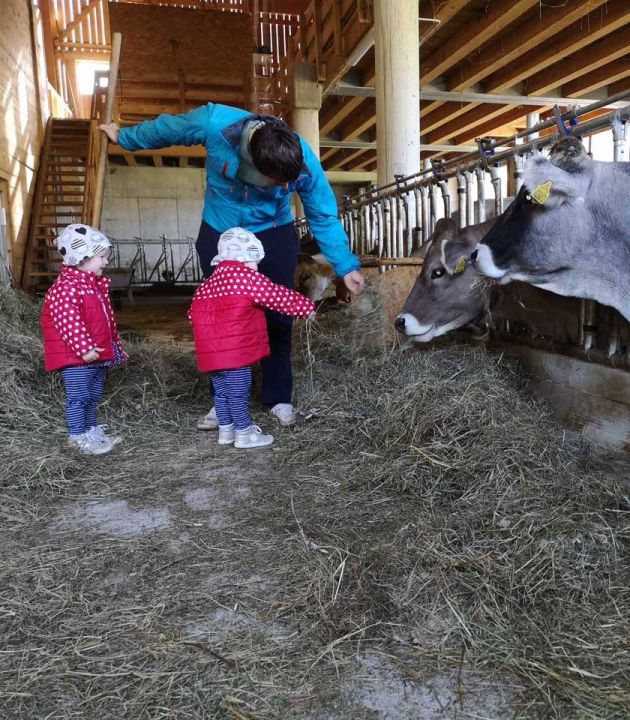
[189,260,315,372]
[41,266,126,372]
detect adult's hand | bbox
[343,270,365,296]
[98,122,119,144]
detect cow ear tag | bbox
[529,181,552,205]
[453,256,466,275]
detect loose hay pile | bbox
[1,286,629,719]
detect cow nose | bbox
[395,316,406,332]
[470,249,478,266]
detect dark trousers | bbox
[196,221,299,407]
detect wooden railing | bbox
[270,0,373,115]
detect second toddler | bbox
[189,227,315,449]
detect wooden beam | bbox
[563,58,630,98]
[122,151,137,167]
[445,0,607,92]
[419,0,470,40]
[448,105,545,146]
[485,0,630,93]
[153,155,163,168]
[421,101,481,135]
[525,26,630,95]
[426,103,532,145]
[337,98,375,140]
[108,145,206,159]
[54,0,101,41]
[420,0,539,85]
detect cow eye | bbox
[431,267,445,279]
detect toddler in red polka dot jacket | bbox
[189,227,315,450]
[41,224,127,456]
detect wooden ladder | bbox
[22,117,99,292]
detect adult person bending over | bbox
[99,105,365,428]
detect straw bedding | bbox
[0,286,628,719]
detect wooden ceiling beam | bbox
[419,0,471,39]
[337,99,376,140]
[445,0,607,92]
[563,58,630,98]
[346,150,375,171]
[525,26,630,95]
[485,0,630,93]
[421,101,482,135]
[420,0,539,85]
[448,106,545,146]
[426,103,531,145]
[320,67,375,136]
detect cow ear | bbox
[523,157,582,208]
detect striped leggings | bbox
[210,367,252,430]
[61,366,106,436]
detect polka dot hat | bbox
[211,227,265,266]
[55,223,111,266]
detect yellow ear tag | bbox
[453,256,466,275]
[529,181,552,205]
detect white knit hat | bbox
[56,223,111,266]
[211,227,265,266]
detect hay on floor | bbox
[0,286,629,719]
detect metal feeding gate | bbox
[108,236,204,287]
[335,91,630,371]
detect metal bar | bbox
[328,84,630,110]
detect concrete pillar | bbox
[527,112,540,139]
[374,0,420,186]
[288,63,322,158]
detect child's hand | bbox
[98,122,119,144]
[82,347,105,362]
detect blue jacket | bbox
[118,103,360,278]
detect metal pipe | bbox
[475,166,486,223]
[437,179,451,219]
[465,170,475,226]
[345,99,630,206]
[420,185,430,243]
[489,166,502,217]
[413,186,422,251]
[456,172,466,228]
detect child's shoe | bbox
[68,432,116,455]
[218,423,236,445]
[234,424,274,449]
[197,407,219,430]
[87,424,122,447]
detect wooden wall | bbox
[108,4,252,124]
[0,0,48,280]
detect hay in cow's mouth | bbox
[1,285,629,719]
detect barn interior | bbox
[2,1,630,718]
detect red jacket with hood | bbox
[41,266,126,372]
[189,260,315,372]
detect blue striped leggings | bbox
[210,367,252,430]
[61,366,106,436]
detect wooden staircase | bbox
[22,117,99,292]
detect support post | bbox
[92,32,121,228]
[289,63,321,218]
[374,0,420,186]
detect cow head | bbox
[395,218,492,342]
[295,253,334,302]
[473,138,593,289]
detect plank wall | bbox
[0,0,48,280]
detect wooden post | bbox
[92,32,121,228]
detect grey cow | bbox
[473,135,630,321]
[395,218,492,341]
[396,216,583,345]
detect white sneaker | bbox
[197,407,219,431]
[68,432,116,456]
[234,425,274,449]
[218,424,236,445]
[269,403,296,427]
[86,424,122,447]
